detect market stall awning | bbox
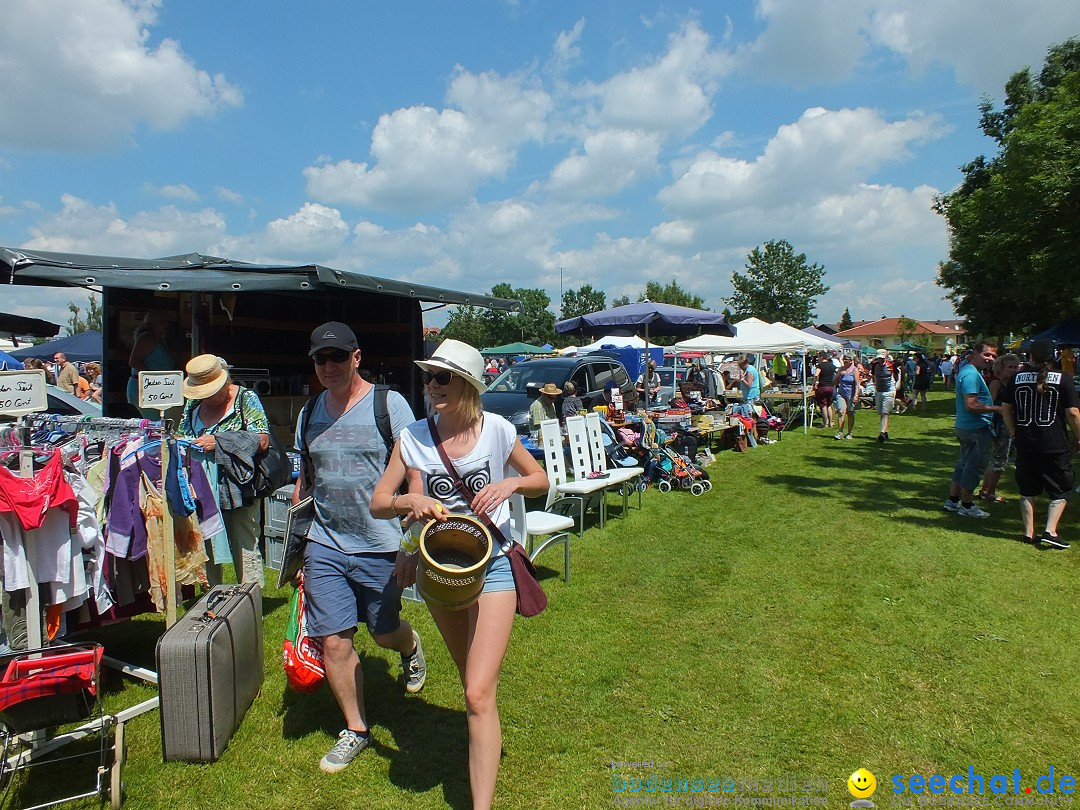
[481,341,551,355]
[9,330,102,363]
[0,311,61,339]
[0,247,521,311]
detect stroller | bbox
[636,419,712,496]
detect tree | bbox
[896,316,920,343]
[439,305,491,349]
[726,239,828,327]
[839,308,854,331]
[611,294,631,307]
[560,284,606,321]
[485,284,556,347]
[936,38,1080,339]
[641,279,707,310]
[65,293,102,335]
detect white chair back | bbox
[507,492,527,547]
[564,415,593,480]
[584,412,609,474]
[539,418,566,510]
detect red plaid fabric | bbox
[0,645,102,713]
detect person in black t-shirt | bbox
[1002,340,1080,549]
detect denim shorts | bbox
[952,427,993,492]
[483,552,515,593]
[875,389,895,415]
[303,542,402,638]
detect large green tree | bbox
[560,284,606,321]
[484,284,556,347]
[438,305,491,349]
[726,239,828,327]
[839,308,854,331]
[936,38,1080,338]
[611,279,707,310]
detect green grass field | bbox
[10,391,1080,809]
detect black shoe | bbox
[1018,535,1036,545]
[1041,532,1070,550]
[884,432,889,441]
[877,432,885,443]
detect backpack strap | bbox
[373,384,393,467]
[298,392,322,490]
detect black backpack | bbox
[298,384,396,491]
[239,387,293,499]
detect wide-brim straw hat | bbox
[538,383,561,396]
[416,339,487,393]
[183,354,229,400]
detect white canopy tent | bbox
[672,318,844,431]
[574,334,652,352]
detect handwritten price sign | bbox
[138,371,184,409]
[0,370,48,416]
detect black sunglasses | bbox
[420,369,454,385]
[313,349,352,365]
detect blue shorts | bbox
[482,553,515,593]
[303,542,403,638]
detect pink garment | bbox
[0,451,79,531]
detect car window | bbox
[486,362,571,393]
[612,365,629,388]
[593,363,614,390]
[570,365,592,394]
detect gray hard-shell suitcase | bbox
[156,583,263,762]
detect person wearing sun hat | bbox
[291,321,425,775]
[528,381,561,434]
[179,354,272,588]
[370,337,550,808]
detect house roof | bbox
[835,317,964,337]
[0,247,521,312]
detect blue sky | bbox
[2,0,1078,332]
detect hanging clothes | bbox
[0,451,79,531]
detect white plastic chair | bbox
[540,418,608,533]
[508,492,575,583]
[583,412,644,517]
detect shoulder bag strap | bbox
[426,416,509,548]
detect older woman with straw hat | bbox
[180,354,271,587]
[370,339,548,810]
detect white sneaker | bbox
[834,432,843,440]
[943,499,959,512]
[956,503,990,518]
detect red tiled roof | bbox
[835,318,963,337]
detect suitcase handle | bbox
[205,588,232,614]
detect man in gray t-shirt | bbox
[292,321,426,774]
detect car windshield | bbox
[486,361,572,393]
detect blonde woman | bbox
[371,339,548,810]
[832,355,862,440]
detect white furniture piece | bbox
[539,418,608,534]
[582,412,644,517]
[508,493,575,583]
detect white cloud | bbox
[548,129,662,198]
[546,18,586,76]
[143,182,199,202]
[23,194,226,256]
[216,187,244,205]
[305,69,550,212]
[0,0,242,151]
[584,21,734,140]
[261,203,348,253]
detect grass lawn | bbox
[11,390,1080,809]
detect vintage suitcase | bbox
[156,583,264,762]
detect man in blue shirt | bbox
[945,342,1001,518]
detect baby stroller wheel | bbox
[680,476,693,489]
[638,480,649,492]
[702,480,712,492]
[690,482,705,496]
[657,479,672,493]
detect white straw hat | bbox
[416,339,487,393]
[183,354,229,400]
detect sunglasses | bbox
[421,369,454,385]
[313,349,352,365]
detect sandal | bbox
[978,492,1005,503]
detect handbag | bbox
[241,388,293,499]
[427,417,547,617]
[282,575,325,693]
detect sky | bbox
[2,0,1078,334]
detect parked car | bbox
[482,354,635,433]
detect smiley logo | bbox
[848,769,877,799]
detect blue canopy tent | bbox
[1023,317,1080,347]
[556,302,735,409]
[9,330,103,363]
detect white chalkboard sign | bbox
[0,370,48,416]
[138,371,185,409]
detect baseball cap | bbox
[309,321,358,356]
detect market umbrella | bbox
[1022,316,1080,348]
[0,351,23,370]
[556,302,735,409]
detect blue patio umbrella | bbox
[556,302,735,408]
[0,350,24,370]
[9,330,102,363]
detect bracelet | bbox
[391,494,400,514]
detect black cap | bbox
[309,321,358,356]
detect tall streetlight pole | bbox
[559,266,564,307]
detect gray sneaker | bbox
[956,502,990,518]
[943,499,959,512]
[402,630,427,694]
[320,729,371,774]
